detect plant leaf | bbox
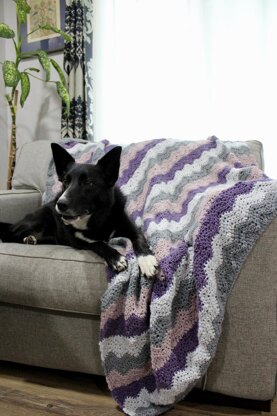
[36,50,50,81]
[2,61,20,87]
[16,0,31,24]
[56,81,70,116]
[20,72,30,107]
[0,23,15,39]
[39,24,72,42]
[27,67,40,72]
[50,59,66,86]
[20,51,39,59]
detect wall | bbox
[0,1,9,189]
[0,0,63,189]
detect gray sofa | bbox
[0,140,276,409]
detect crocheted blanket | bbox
[44,137,277,416]
[99,137,277,416]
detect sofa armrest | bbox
[205,216,277,401]
[0,190,42,223]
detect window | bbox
[93,0,277,178]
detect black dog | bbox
[0,144,158,278]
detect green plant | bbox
[0,0,71,189]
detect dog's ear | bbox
[51,143,75,181]
[97,146,122,186]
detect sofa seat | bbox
[0,138,276,408]
[0,241,107,375]
[0,244,106,315]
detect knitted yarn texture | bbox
[44,137,277,416]
[100,137,277,415]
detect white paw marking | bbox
[138,255,158,278]
[113,255,128,272]
[23,235,37,245]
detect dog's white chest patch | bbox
[62,214,91,230]
[75,231,97,244]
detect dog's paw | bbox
[23,235,37,245]
[111,255,128,273]
[138,254,158,278]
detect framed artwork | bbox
[20,0,65,54]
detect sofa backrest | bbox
[240,140,264,170]
[11,139,265,194]
[12,140,53,193]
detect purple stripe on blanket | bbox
[154,323,198,389]
[193,182,255,305]
[100,313,148,341]
[112,373,157,409]
[59,139,113,156]
[147,137,217,188]
[111,323,198,407]
[130,138,218,223]
[118,139,165,187]
[152,242,189,300]
[104,142,119,154]
[99,138,277,416]
[61,141,79,149]
[142,166,231,229]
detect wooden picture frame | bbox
[20,0,65,54]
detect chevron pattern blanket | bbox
[44,137,277,416]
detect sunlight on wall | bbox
[93,0,277,178]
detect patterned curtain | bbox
[61,0,93,141]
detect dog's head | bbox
[51,143,122,227]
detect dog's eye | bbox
[79,174,94,187]
[85,179,94,187]
[63,178,70,187]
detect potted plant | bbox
[0,0,71,189]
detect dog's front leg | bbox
[23,233,57,245]
[81,240,128,273]
[117,215,158,278]
[132,232,159,279]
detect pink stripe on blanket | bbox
[100,287,152,329]
[151,299,197,371]
[142,162,229,222]
[52,176,62,195]
[107,361,152,390]
[100,294,126,330]
[119,140,154,174]
[126,141,204,213]
[124,287,152,320]
[227,153,258,168]
[151,239,181,261]
[75,151,94,164]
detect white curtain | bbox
[93,0,277,178]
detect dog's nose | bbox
[57,201,68,213]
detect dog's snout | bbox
[57,201,68,213]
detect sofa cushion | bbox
[12,140,54,193]
[0,190,41,223]
[225,139,264,170]
[248,140,264,170]
[0,244,107,315]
